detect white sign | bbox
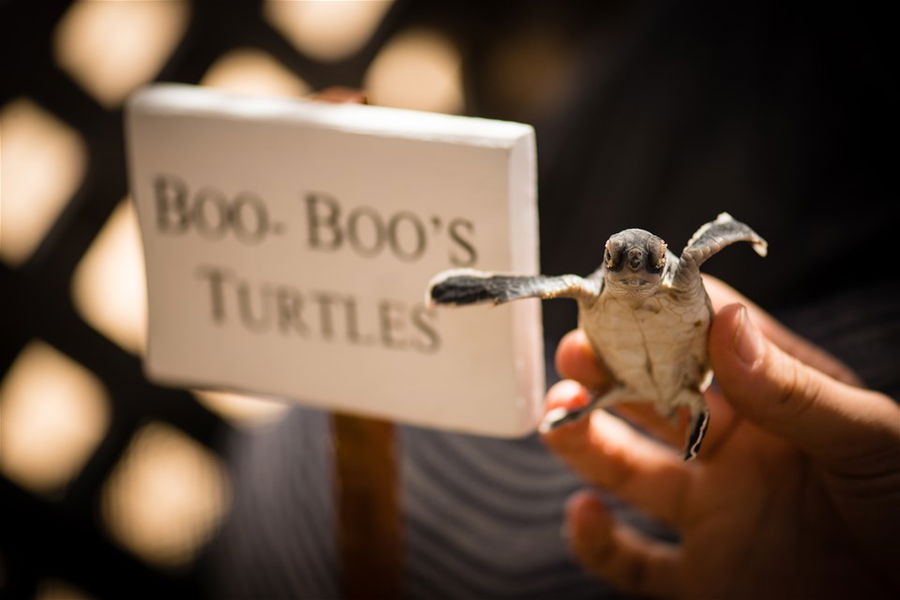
[126,84,543,437]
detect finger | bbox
[555,329,610,391]
[709,303,900,471]
[611,402,685,448]
[543,382,692,526]
[543,379,596,437]
[556,332,695,450]
[566,491,681,599]
[703,276,861,386]
[308,87,368,104]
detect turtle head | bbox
[603,229,667,295]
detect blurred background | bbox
[1,1,896,599]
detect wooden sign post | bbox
[333,413,402,598]
[319,88,402,598]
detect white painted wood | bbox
[126,84,542,436]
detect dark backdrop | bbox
[1,1,897,598]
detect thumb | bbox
[709,303,900,470]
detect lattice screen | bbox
[0,1,528,596]
[4,2,898,599]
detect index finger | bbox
[554,329,683,446]
[555,329,610,392]
[542,383,692,527]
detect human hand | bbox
[542,276,900,599]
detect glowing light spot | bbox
[72,198,146,355]
[0,342,110,495]
[194,390,289,428]
[35,579,95,600]
[364,28,463,114]
[265,0,392,62]
[0,99,86,266]
[54,0,189,107]
[102,422,230,567]
[485,27,575,120]
[201,48,310,98]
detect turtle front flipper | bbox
[683,407,710,461]
[672,213,767,289]
[427,269,601,307]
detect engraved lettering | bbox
[275,287,308,335]
[154,174,190,233]
[388,212,427,262]
[305,192,342,250]
[232,192,269,243]
[346,206,385,257]
[194,265,443,353]
[237,282,272,332]
[378,300,407,350]
[196,266,232,323]
[193,187,229,240]
[448,218,477,266]
[410,305,440,353]
[312,292,339,339]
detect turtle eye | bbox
[648,240,667,272]
[605,239,626,271]
[604,246,616,269]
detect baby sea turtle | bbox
[427,213,767,460]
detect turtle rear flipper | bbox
[683,407,710,461]
[538,387,634,433]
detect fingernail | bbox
[733,306,764,367]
